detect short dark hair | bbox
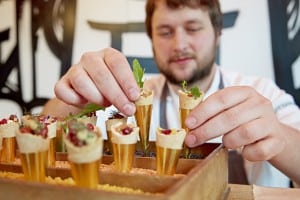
[145,0,222,39]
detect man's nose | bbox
[172,29,188,52]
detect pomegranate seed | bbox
[121,127,133,135]
[0,119,7,125]
[161,129,172,135]
[87,123,94,131]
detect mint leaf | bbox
[66,103,103,120]
[132,58,145,88]
[190,86,201,98]
[181,81,202,98]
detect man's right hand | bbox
[54,47,140,116]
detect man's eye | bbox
[158,31,172,36]
[187,27,201,32]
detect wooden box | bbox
[0,143,229,200]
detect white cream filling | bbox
[0,121,19,138]
[111,122,139,144]
[178,90,203,109]
[16,132,50,153]
[135,89,154,106]
[156,128,187,149]
[65,135,103,163]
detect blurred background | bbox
[0,0,299,118]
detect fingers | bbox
[54,48,140,116]
[185,86,255,130]
[185,86,274,148]
[54,68,90,106]
[222,119,268,149]
[103,49,140,101]
[80,50,139,115]
[241,136,285,161]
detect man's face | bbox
[151,2,219,84]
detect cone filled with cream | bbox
[105,111,127,155]
[134,89,153,156]
[64,119,103,189]
[178,86,204,158]
[0,115,19,163]
[17,116,49,182]
[156,127,186,175]
[36,115,57,167]
[111,122,139,173]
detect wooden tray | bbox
[0,143,229,200]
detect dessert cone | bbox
[134,89,153,156]
[111,122,139,173]
[178,89,203,158]
[23,114,57,166]
[0,121,19,163]
[16,131,49,182]
[105,116,127,155]
[156,128,186,175]
[64,121,103,189]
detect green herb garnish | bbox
[132,58,145,88]
[181,80,201,98]
[66,103,103,120]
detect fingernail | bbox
[129,87,140,100]
[122,103,136,115]
[186,134,197,147]
[185,117,196,128]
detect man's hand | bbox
[54,47,140,116]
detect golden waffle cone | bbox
[0,121,18,163]
[178,90,203,158]
[156,145,182,175]
[69,159,100,189]
[19,151,48,182]
[16,132,50,182]
[0,137,16,163]
[64,130,103,189]
[111,122,139,173]
[134,89,153,155]
[156,128,186,175]
[105,117,127,155]
[112,143,136,173]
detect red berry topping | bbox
[121,127,133,135]
[86,123,94,131]
[20,126,33,134]
[0,118,7,125]
[161,129,172,135]
[9,114,19,122]
[65,120,97,147]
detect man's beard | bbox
[157,57,215,85]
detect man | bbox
[43,0,300,187]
